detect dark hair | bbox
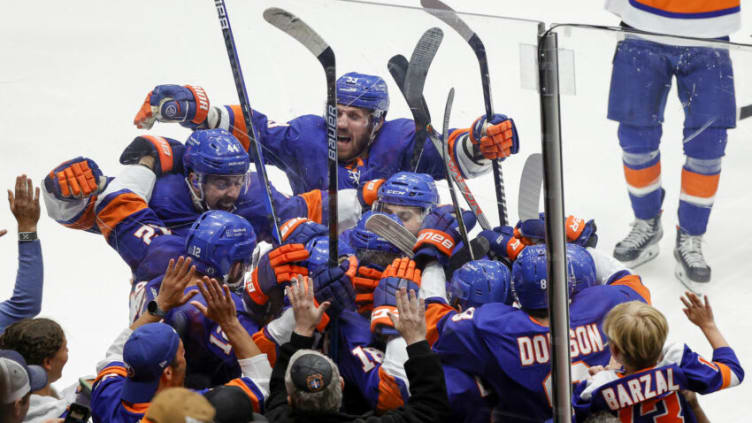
[0,318,65,365]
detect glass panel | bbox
[551,24,751,421]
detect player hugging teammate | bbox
[38,14,743,419]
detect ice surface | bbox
[1,0,749,419]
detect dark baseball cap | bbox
[121,323,181,403]
[0,349,47,403]
[289,353,333,394]
[204,385,262,422]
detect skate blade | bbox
[674,263,709,295]
[615,244,659,269]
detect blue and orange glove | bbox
[515,213,598,248]
[119,135,186,177]
[311,256,357,319]
[371,257,421,337]
[413,205,476,267]
[470,114,519,160]
[477,226,526,262]
[279,217,328,245]
[246,244,311,306]
[351,266,383,314]
[357,179,385,209]
[134,84,213,130]
[45,157,106,201]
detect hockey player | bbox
[426,243,651,422]
[132,74,519,193]
[43,128,361,250]
[605,0,740,285]
[368,172,439,235]
[572,293,744,422]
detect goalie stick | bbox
[263,7,339,266]
[213,0,282,244]
[388,40,493,231]
[421,0,510,226]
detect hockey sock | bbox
[622,150,662,220]
[678,157,721,235]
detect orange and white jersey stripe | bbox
[606,0,740,38]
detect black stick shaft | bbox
[213,0,282,243]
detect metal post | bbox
[538,29,573,423]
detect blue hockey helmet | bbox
[336,72,390,120]
[374,172,438,212]
[567,243,597,294]
[184,210,257,289]
[183,128,250,176]
[448,259,513,310]
[346,211,402,254]
[511,244,585,311]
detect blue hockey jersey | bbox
[218,105,487,193]
[429,274,651,422]
[573,343,743,422]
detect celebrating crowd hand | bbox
[680,292,729,349]
[192,277,237,327]
[8,175,40,233]
[387,288,426,346]
[156,256,198,312]
[288,275,330,338]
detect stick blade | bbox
[364,213,416,258]
[263,7,329,57]
[518,153,544,222]
[404,27,443,112]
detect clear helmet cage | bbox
[372,199,431,221]
[186,170,252,212]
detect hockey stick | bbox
[213,0,282,244]
[739,104,752,120]
[422,0,509,226]
[437,88,473,259]
[263,8,339,266]
[365,213,416,258]
[402,28,444,171]
[390,45,493,231]
[517,153,543,222]
[388,55,432,127]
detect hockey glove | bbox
[119,135,186,177]
[515,213,598,248]
[478,226,525,262]
[253,244,309,287]
[413,205,476,267]
[371,257,421,337]
[352,266,383,314]
[470,114,519,160]
[45,157,106,201]
[134,84,214,130]
[357,179,385,209]
[311,256,357,319]
[279,217,328,245]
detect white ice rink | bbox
[1,0,750,420]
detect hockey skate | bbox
[613,213,663,268]
[674,228,711,291]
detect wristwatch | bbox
[147,300,167,318]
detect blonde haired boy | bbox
[572,293,744,422]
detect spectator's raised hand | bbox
[681,292,715,330]
[388,287,426,346]
[156,256,198,312]
[288,274,330,337]
[192,276,238,328]
[8,174,40,233]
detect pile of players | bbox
[39,74,743,422]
